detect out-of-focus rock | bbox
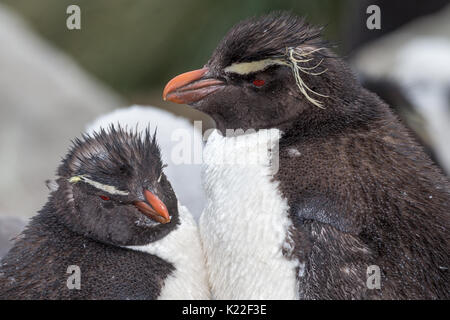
[0,4,123,219]
[87,105,206,220]
[352,5,450,78]
[352,5,450,175]
[391,38,450,174]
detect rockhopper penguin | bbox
[163,12,450,299]
[0,126,210,299]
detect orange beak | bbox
[134,189,171,224]
[163,67,224,104]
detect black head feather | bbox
[209,11,327,73]
[59,124,163,184]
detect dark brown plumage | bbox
[164,12,449,299]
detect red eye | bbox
[100,195,110,201]
[252,79,265,87]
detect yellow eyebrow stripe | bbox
[224,58,289,75]
[69,176,82,183]
[68,175,129,196]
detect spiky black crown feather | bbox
[209,11,327,72]
[58,125,163,186]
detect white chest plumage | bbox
[126,204,211,300]
[200,129,299,299]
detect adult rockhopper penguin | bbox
[0,126,210,299]
[163,12,449,299]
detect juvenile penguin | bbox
[0,126,210,299]
[163,13,450,299]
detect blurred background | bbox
[0,0,449,256]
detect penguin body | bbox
[164,12,450,299]
[0,127,210,299]
[275,96,450,299]
[0,207,171,300]
[201,100,450,300]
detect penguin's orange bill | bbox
[134,189,171,224]
[163,67,224,104]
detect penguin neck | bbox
[200,129,300,299]
[125,202,186,257]
[124,203,211,299]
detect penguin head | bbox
[163,12,357,132]
[53,125,179,247]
